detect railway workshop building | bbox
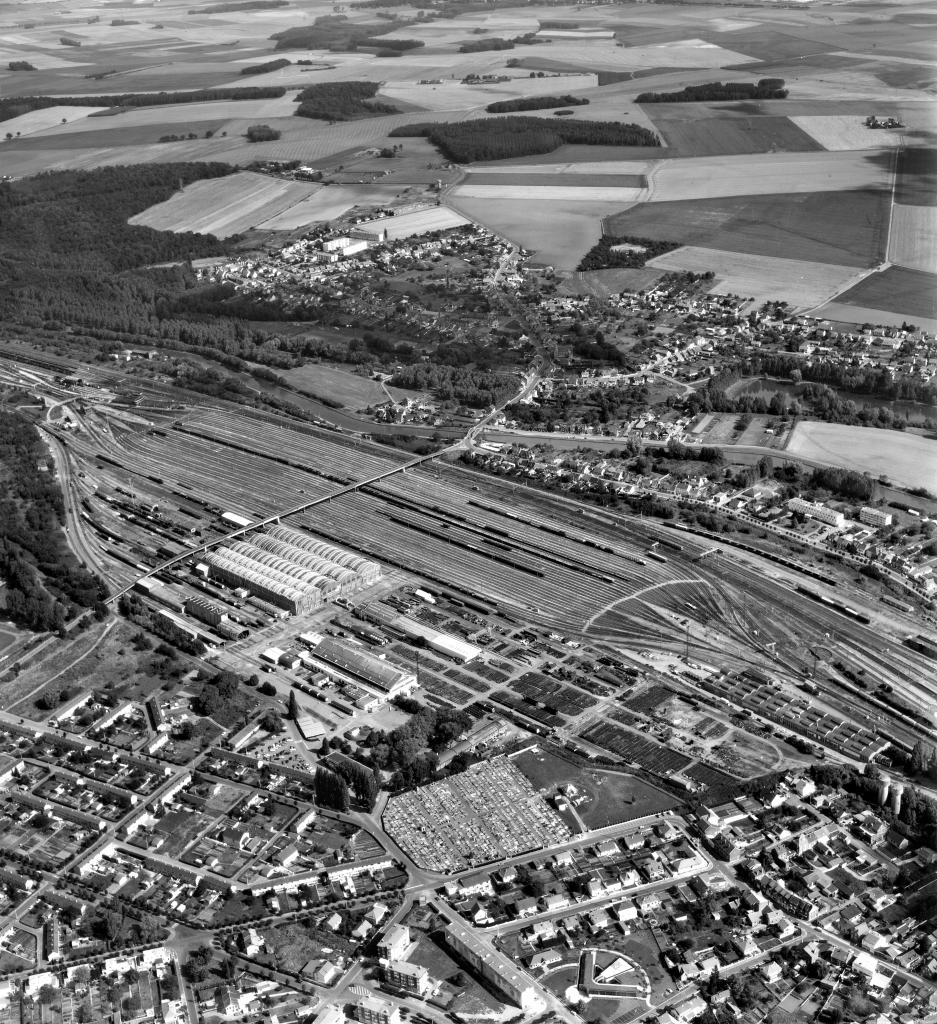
[204,525,380,614]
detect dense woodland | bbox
[389,116,660,162]
[271,16,423,53]
[637,78,788,102]
[0,87,286,124]
[577,234,680,272]
[0,408,109,632]
[686,356,937,430]
[294,81,399,121]
[485,94,589,113]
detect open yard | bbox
[888,204,937,272]
[832,265,937,320]
[787,421,937,492]
[646,246,861,310]
[605,189,889,268]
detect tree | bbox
[288,689,300,721]
[260,709,283,734]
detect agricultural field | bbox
[647,151,892,202]
[888,205,937,272]
[371,206,469,239]
[830,265,937,321]
[254,184,417,230]
[128,171,324,238]
[786,421,937,493]
[466,171,646,188]
[640,105,823,158]
[604,189,890,269]
[378,73,597,114]
[447,195,622,270]
[452,183,645,203]
[0,105,108,137]
[896,147,937,206]
[790,114,904,152]
[646,246,862,310]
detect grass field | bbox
[787,421,937,492]
[512,747,679,826]
[647,246,860,310]
[832,265,937,320]
[896,147,937,206]
[888,204,937,272]
[129,171,323,237]
[604,189,890,268]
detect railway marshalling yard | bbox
[9,348,937,790]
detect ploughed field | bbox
[2,0,935,322]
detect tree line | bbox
[294,81,399,121]
[240,58,291,76]
[486,94,589,113]
[389,115,660,162]
[637,78,788,103]
[0,87,286,124]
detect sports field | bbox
[831,265,937,320]
[647,246,861,310]
[604,189,890,268]
[787,421,937,492]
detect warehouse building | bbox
[443,924,541,1011]
[394,616,481,663]
[309,638,416,698]
[204,527,380,615]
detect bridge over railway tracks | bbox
[107,441,465,603]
